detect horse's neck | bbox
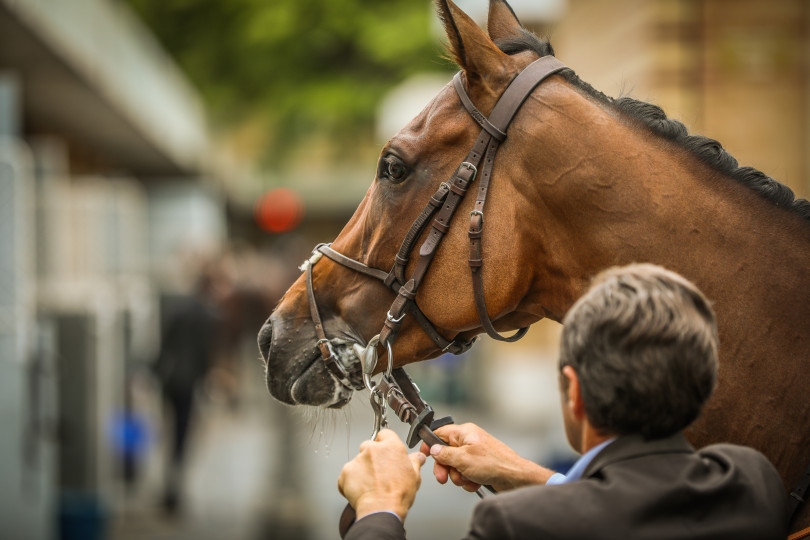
[550,158,807,321]
[524,115,810,458]
[525,96,810,335]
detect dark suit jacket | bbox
[345,432,787,540]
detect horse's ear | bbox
[488,0,524,42]
[436,0,510,82]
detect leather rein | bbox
[302,56,567,404]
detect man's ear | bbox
[487,0,524,42]
[435,0,512,95]
[561,365,586,420]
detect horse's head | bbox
[259,0,562,407]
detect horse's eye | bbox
[379,155,409,183]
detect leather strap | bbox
[375,160,479,347]
[387,182,450,287]
[305,255,362,390]
[318,244,389,282]
[487,56,567,129]
[458,56,565,342]
[453,72,506,142]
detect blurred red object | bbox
[255,188,304,233]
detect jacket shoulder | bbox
[467,484,588,539]
[465,442,788,540]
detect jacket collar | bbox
[583,431,695,478]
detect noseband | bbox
[302,56,568,392]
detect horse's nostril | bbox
[258,323,273,363]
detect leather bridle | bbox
[301,55,567,394]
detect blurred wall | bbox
[0,0,232,538]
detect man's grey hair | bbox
[559,263,719,440]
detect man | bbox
[338,264,787,539]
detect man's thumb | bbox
[430,444,461,466]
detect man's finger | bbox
[449,467,467,487]
[462,480,482,493]
[433,460,449,484]
[409,452,427,473]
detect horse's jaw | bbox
[258,317,362,408]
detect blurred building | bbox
[0,0,234,538]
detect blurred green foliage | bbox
[127,0,451,166]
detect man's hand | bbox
[420,423,555,493]
[338,429,426,521]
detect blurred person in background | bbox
[204,244,281,410]
[338,264,787,539]
[152,261,224,515]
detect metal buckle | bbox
[470,209,484,224]
[386,309,406,324]
[460,161,478,182]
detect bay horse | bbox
[258,0,810,532]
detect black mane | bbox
[495,33,810,222]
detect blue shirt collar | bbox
[561,438,616,483]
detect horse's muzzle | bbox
[258,316,357,407]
